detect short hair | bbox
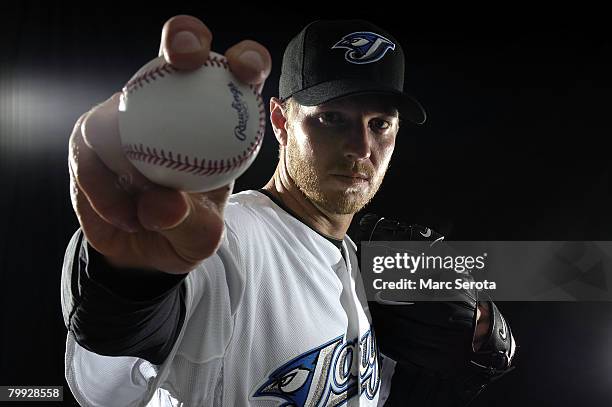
[280,97,299,123]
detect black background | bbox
[1,3,611,406]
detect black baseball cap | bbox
[279,19,426,124]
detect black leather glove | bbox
[356,213,517,406]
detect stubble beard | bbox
[285,133,388,215]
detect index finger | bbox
[158,15,213,71]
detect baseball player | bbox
[62,16,515,406]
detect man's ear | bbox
[270,97,289,147]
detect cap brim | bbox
[289,79,427,125]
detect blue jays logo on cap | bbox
[331,31,395,65]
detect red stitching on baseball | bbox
[124,64,179,93]
[123,55,260,100]
[124,130,263,176]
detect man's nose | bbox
[343,122,371,161]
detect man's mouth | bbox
[330,173,371,186]
[331,172,370,180]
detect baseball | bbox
[118,52,265,192]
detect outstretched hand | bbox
[68,15,272,273]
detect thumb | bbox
[137,182,234,264]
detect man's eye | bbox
[370,118,391,131]
[318,112,345,125]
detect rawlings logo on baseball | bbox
[118,52,265,193]
[228,81,250,141]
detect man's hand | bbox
[474,302,491,351]
[68,15,272,274]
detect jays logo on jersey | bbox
[331,31,395,65]
[252,329,380,406]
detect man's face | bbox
[284,94,400,215]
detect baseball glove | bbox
[356,213,517,406]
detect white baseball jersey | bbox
[63,190,395,406]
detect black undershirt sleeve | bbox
[64,230,187,365]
